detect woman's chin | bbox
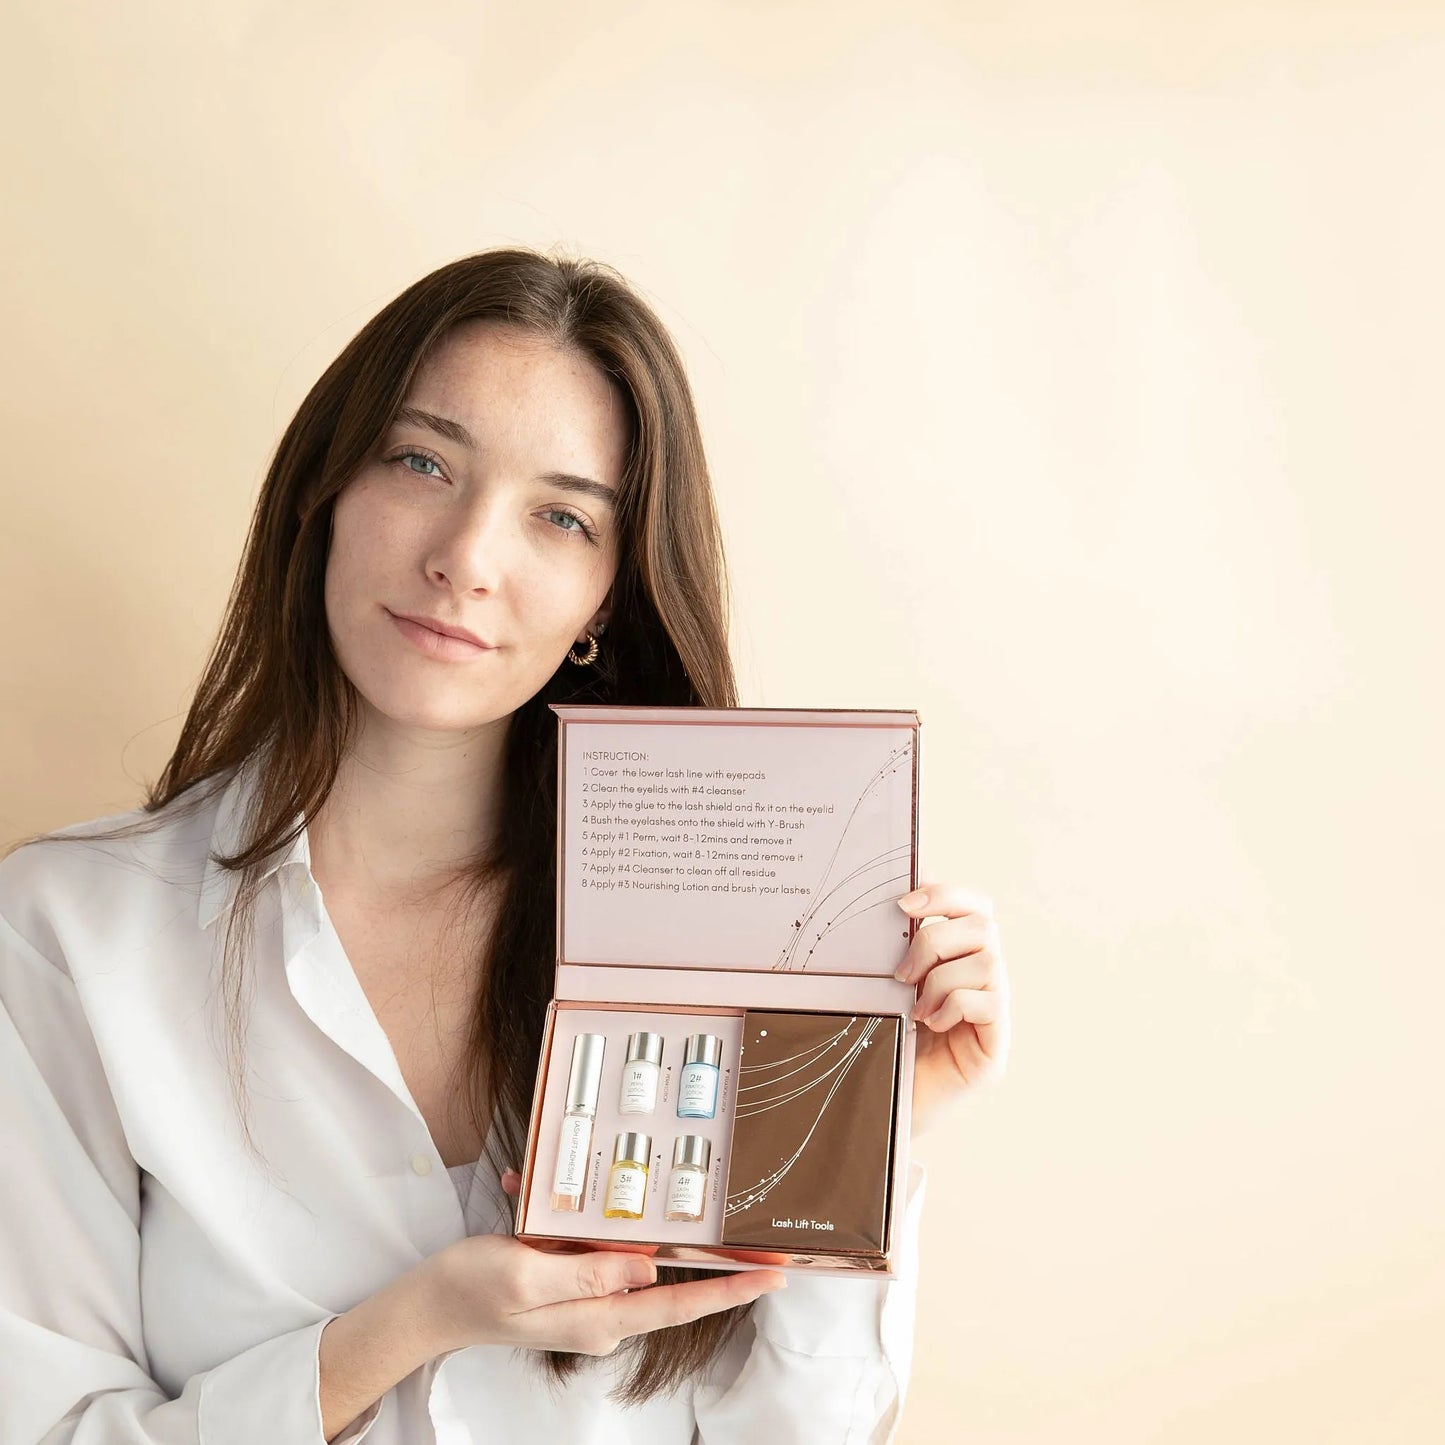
[357,683,533,736]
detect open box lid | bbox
[552,705,920,993]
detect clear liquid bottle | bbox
[603,1131,652,1220]
[664,1134,711,1222]
[550,1033,605,1212]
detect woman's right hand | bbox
[318,1180,787,1439]
[411,1229,787,1360]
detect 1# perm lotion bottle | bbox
[617,1031,663,1115]
[550,1033,605,1212]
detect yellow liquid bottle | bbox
[603,1131,651,1220]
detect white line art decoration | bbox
[724,1015,881,1218]
[773,741,912,971]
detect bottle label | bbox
[553,1113,592,1196]
[678,1063,718,1115]
[618,1061,659,1114]
[666,1166,705,1219]
[607,1164,648,1214]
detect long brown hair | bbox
[5,246,751,1402]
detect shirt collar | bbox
[197,750,312,931]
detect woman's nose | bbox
[424,496,512,593]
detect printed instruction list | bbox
[576,760,837,898]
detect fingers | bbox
[915,984,1003,1032]
[895,912,998,984]
[896,882,994,923]
[488,1244,657,1317]
[519,1268,787,1357]
[913,958,1013,1065]
[906,934,1004,1011]
[500,1169,521,1197]
[566,1249,659,1297]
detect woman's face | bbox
[324,318,627,735]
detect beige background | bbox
[3,3,1442,1440]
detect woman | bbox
[0,247,1011,1443]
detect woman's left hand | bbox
[894,883,1011,1138]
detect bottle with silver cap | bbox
[663,1134,712,1222]
[677,1033,724,1119]
[603,1131,652,1220]
[550,1033,605,1213]
[617,1031,663,1116]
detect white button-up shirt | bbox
[0,755,926,1443]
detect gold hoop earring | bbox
[567,631,600,666]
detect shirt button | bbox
[411,1152,433,1176]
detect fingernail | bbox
[893,964,911,982]
[627,1260,656,1287]
[898,889,925,909]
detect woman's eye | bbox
[395,450,443,479]
[544,508,598,541]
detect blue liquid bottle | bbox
[677,1033,723,1118]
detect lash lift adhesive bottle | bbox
[551,1033,605,1212]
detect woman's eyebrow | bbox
[397,404,478,450]
[393,405,617,505]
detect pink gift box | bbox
[514,705,921,1277]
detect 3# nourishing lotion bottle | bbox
[603,1131,652,1220]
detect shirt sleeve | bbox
[690,1159,927,1445]
[0,908,383,1445]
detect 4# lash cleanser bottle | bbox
[551,1033,605,1212]
[664,1134,712,1222]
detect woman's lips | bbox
[388,609,495,661]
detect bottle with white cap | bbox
[550,1033,605,1212]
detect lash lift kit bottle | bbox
[550,1033,605,1212]
[664,1134,711,1222]
[617,1031,663,1115]
[604,1132,652,1220]
[677,1033,723,1119]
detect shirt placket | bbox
[276,859,467,1257]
